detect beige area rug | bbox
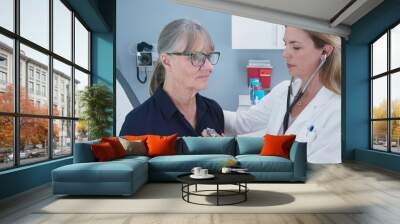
[38,183,362,214]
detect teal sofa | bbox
[52,137,307,196]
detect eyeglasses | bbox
[167,51,220,67]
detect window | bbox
[0,71,7,81]
[35,70,41,81]
[42,85,46,97]
[0,55,7,67]
[0,0,91,170]
[28,81,34,94]
[20,0,49,49]
[35,83,40,95]
[28,67,34,80]
[53,0,72,60]
[371,23,400,154]
[0,54,8,88]
[41,73,46,82]
[75,18,89,70]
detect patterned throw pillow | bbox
[118,137,147,156]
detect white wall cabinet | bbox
[232,15,285,50]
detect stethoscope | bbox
[282,53,328,134]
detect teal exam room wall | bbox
[0,0,115,200]
[344,0,400,171]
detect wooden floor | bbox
[1,162,400,224]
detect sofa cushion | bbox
[179,137,235,155]
[236,137,263,155]
[52,160,145,183]
[236,155,293,172]
[114,155,150,164]
[148,154,235,172]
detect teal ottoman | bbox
[52,156,148,196]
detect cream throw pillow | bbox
[118,137,147,156]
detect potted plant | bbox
[79,84,113,140]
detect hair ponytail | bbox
[149,61,165,96]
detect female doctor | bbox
[224,27,341,164]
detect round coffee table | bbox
[177,172,255,206]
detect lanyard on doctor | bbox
[282,54,327,134]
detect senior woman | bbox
[120,19,223,137]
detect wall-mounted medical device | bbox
[136,42,154,84]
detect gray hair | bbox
[149,19,215,95]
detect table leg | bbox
[245,183,247,201]
[217,184,219,206]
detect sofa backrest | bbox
[178,137,236,155]
[235,137,263,155]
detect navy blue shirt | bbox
[119,87,224,137]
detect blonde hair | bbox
[149,19,215,95]
[306,30,341,95]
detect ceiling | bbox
[172,0,384,37]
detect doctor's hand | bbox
[201,128,225,137]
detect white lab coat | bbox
[224,79,341,164]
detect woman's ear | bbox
[322,45,334,57]
[160,53,171,70]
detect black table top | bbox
[177,172,255,185]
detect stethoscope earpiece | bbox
[321,53,327,62]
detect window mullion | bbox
[13,0,20,166]
[388,30,391,153]
[71,10,76,154]
[49,0,54,160]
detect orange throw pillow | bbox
[146,134,177,157]
[123,135,149,141]
[101,137,127,158]
[91,142,118,161]
[259,134,296,159]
